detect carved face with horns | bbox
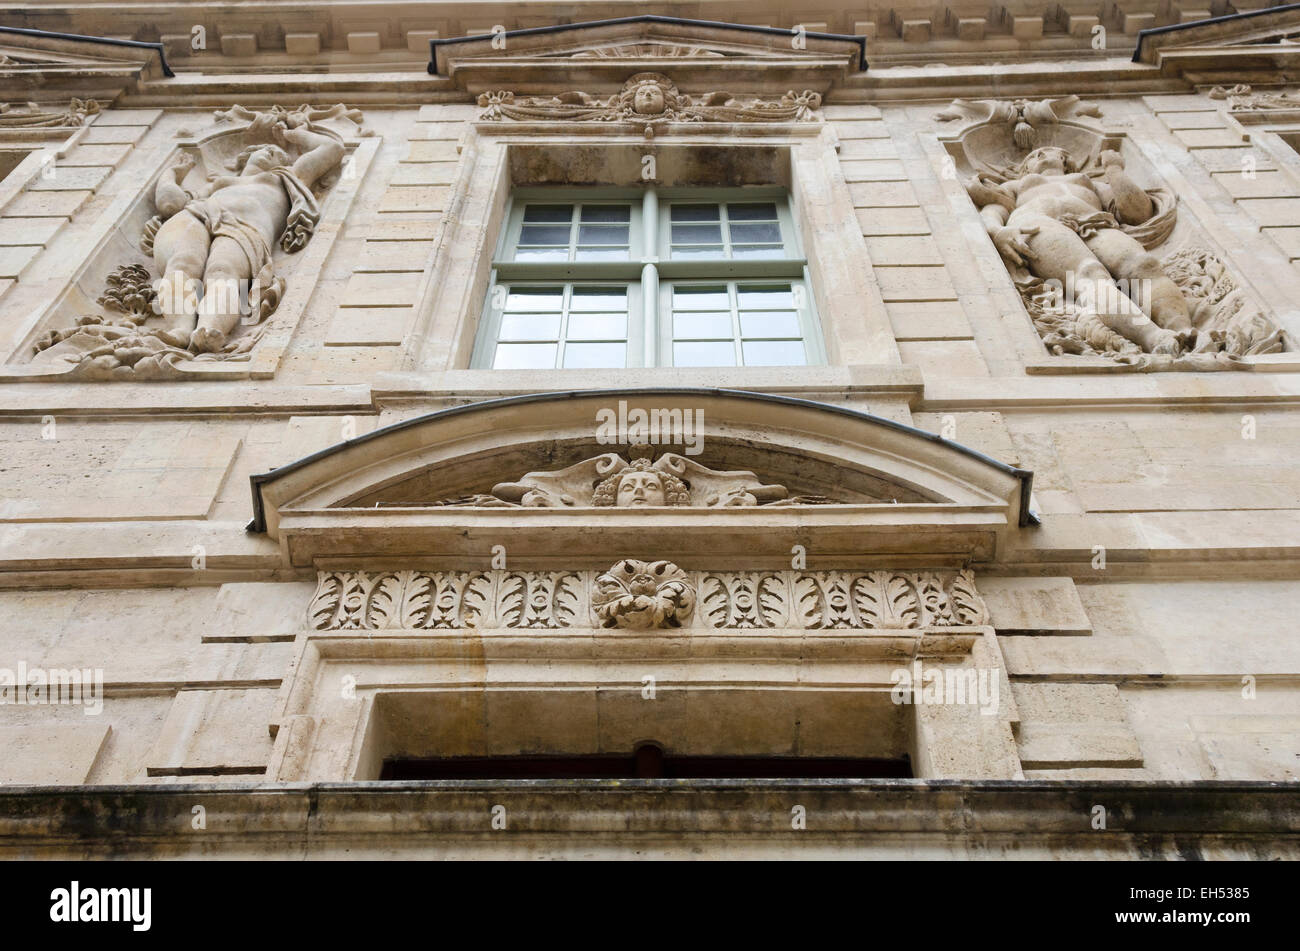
[591,458,691,507]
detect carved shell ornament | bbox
[591,560,696,629]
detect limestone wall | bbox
[1,64,1298,800]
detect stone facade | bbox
[1,2,1299,859]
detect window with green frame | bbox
[471,187,825,370]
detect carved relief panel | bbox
[936,96,1287,371]
[5,104,374,381]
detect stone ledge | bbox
[0,781,1296,858]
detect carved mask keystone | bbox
[591,560,696,629]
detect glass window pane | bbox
[672,223,723,244]
[742,339,806,366]
[568,313,627,340]
[729,222,782,244]
[737,285,795,309]
[499,313,562,341]
[580,205,631,223]
[574,247,629,261]
[673,286,730,310]
[673,312,733,339]
[674,340,737,367]
[519,224,571,246]
[523,204,573,223]
[578,224,629,245]
[563,342,626,368]
[728,202,778,221]
[570,287,628,310]
[494,343,557,369]
[739,311,801,338]
[670,204,720,221]
[513,247,569,262]
[505,288,564,311]
[670,246,725,260]
[730,245,785,260]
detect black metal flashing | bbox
[1132,2,1300,62]
[427,14,868,76]
[246,387,1036,533]
[0,24,173,77]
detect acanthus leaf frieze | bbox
[308,566,989,632]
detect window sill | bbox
[373,364,924,399]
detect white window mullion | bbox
[556,283,573,369]
[729,282,743,366]
[642,187,659,367]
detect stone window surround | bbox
[406,123,901,379]
[265,625,1023,782]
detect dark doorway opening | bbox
[381,745,911,780]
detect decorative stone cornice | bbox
[476,72,821,125]
[2,782,1295,859]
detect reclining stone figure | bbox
[969,146,1195,356]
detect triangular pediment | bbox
[1133,6,1300,83]
[0,26,171,100]
[548,41,728,59]
[429,15,864,95]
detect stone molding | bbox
[0,99,100,129]
[307,566,989,631]
[477,72,821,126]
[2,783,1296,859]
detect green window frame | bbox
[472,186,825,369]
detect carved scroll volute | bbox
[491,453,624,507]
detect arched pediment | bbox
[250,389,1034,568]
